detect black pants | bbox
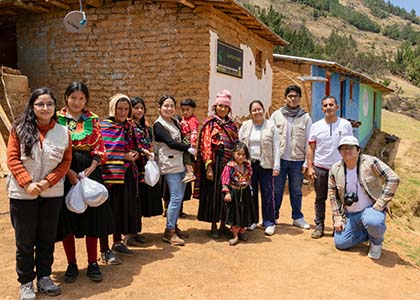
[10,196,62,284]
[313,166,329,227]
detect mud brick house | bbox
[0,0,287,120]
[272,54,393,147]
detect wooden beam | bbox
[0,104,11,132]
[0,9,17,14]
[14,0,49,13]
[177,0,195,9]
[0,0,15,8]
[86,0,103,8]
[45,0,70,10]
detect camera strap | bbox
[343,157,360,195]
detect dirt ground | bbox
[0,178,419,300]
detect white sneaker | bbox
[264,225,275,236]
[20,282,36,300]
[247,223,257,231]
[368,243,382,260]
[292,218,310,229]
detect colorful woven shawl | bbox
[100,118,138,184]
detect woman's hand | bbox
[67,169,79,185]
[273,169,280,177]
[36,179,50,192]
[84,160,98,177]
[224,193,231,202]
[206,167,213,181]
[142,149,151,159]
[25,182,41,196]
[124,151,139,162]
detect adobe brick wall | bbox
[15,1,274,124]
[272,60,312,115]
[16,2,211,121]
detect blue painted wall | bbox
[311,65,326,122]
[309,65,383,148]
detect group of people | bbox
[7,83,399,300]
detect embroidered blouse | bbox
[221,160,252,193]
[57,108,107,165]
[199,114,238,168]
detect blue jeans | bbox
[274,159,304,220]
[165,172,186,230]
[334,207,386,249]
[251,161,275,227]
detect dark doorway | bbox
[0,21,17,69]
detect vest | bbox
[271,110,310,160]
[7,123,69,199]
[330,154,393,209]
[153,116,185,175]
[239,119,276,169]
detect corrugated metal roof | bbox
[273,53,394,93]
[0,0,287,46]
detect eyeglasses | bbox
[34,102,55,109]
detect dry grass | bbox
[387,75,420,99]
[381,109,420,266]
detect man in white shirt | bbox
[328,136,399,259]
[307,96,353,238]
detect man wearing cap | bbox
[307,96,353,238]
[329,136,399,259]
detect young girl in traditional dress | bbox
[57,81,113,283]
[221,142,256,246]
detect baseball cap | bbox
[338,136,360,149]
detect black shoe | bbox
[209,230,220,239]
[112,242,134,255]
[87,262,103,282]
[311,225,324,239]
[133,234,146,244]
[238,232,248,241]
[64,263,78,283]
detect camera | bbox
[344,192,358,206]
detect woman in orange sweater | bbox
[7,88,72,300]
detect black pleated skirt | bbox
[139,181,163,217]
[197,149,226,223]
[225,187,257,228]
[56,151,114,241]
[108,167,141,235]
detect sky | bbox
[388,0,420,16]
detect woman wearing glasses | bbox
[7,88,72,300]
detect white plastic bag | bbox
[144,157,160,187]
[65,181,87,214]
[79,172,109,207]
